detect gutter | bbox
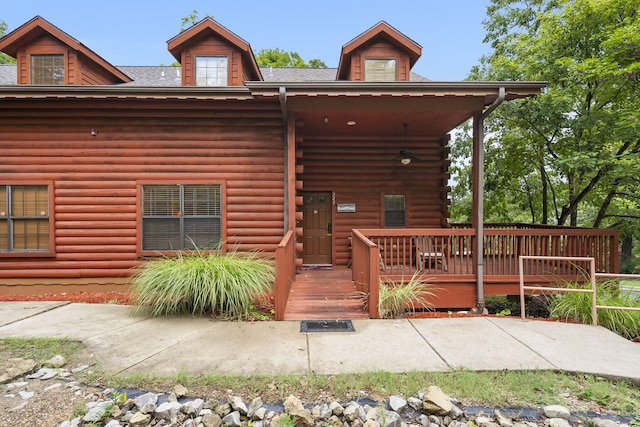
[475,87,505,311]
[279,87,289,234]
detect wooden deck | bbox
[283,267,369,320]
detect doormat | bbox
[300,319,355,333]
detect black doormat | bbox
[300,319,355,333]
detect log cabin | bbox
[0,17,618,319]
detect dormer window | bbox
[30,54,64,85]
[195,55,228,86]
[365,58,397,82]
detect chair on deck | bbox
[414,236,448,271]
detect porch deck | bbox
[283,268,368,320]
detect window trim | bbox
[30,54,66,85]
[137,180,227,256]
[0,181,56,258]
[194,55,229,87]
[382,193,406,228]
[364,58,397,82]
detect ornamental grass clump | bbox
[378,272,439,319]
[131,249,275,319]
[549,279,640,340]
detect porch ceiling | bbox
[288,96,483,137]
[248,80,547,139]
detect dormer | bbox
[0,16,131,85]
[167,18,262,86]
[336,21,422,82]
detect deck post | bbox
[473,87,505,311]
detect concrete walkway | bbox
[0,302,638,383]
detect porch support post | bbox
[286,115,296,232]
[280,86,296,233]
[472,87,505,311]
[472,113,485,311]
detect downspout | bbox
[474,86,505,311]
[279,86,289,234]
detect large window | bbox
[195,56,228,86]
[0,185,50,252]
[30,54,65,85]
[384,194,405,227]
[365,59,397,82]
[142,184,222,251]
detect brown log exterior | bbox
[298,135,450,267]
[0,98,285,293]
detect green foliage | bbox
[273,413,297,427]
[179,9,214,32]
[131,248,275,319]
[454,0,640,244]
[0,20,16,64]
[378,272,438,319]
[549,279,640,339]
[255,48,327,69]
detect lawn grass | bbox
[3,337,639,416]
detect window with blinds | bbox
[0,185,50,252]
[195,56,228,86]
[384,194,405,227]
[364,59,397,82]
[142,184,222,251]
[30,55,65,85]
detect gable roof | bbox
[167,17,262,81]
[0,15,132,83]
[337,21,422,80]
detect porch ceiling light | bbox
[400,157,411,165]
[346,120,356,126]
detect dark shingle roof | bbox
[0,64,431,86]
[0,64,17,85]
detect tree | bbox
[255,48,326,69]
[0,20,16,64]
[452,0,640,270]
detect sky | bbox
[0,1,492,81]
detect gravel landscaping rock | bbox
[1,356,636,427]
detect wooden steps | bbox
[283,267,369,320]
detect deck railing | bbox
[351,229,380,318]
[274,230,296,321]
[355,227,618,282]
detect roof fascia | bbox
[0,16,132,83]
[0,84,253,100]
[246,81,547,104]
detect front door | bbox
[302,192,332,265]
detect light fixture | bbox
[324,116,329,123]
[90,128,97,136]
[400,157,411,165]
[346,120,356,126]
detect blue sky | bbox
[0,1,492,81]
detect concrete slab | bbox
[409,317,555,371]
[307,319,450,374]
[0,303,145,340]
[0,302,69,327]
[487,317,640,382]
[118,320,309,376]
[84,315,217,374]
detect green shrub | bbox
[131,249,275,319]
[378,272,439,319]
[549,280,640,340]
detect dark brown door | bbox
[302,192,332,265]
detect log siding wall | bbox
[299,134,451,266]
[0,99,285,292]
